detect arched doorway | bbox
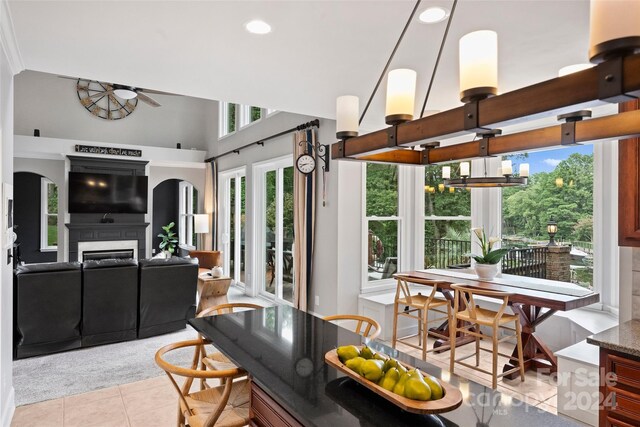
[152,179,199,255]
[13,172,59,264]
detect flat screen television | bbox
[68,172,148,214]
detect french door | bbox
[254,157,295,305]
[219,168,246,286]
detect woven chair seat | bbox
[397,295,449,309]
[181,378,250,427]
[455,307,519,326]
[203,351,238,372]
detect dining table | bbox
[394,269,600,378]
[189,304,582,427]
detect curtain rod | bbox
[205,119,320,162]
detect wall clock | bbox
[76,79,138,120]
[296,154,316,175]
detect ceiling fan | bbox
[59,76,174,107]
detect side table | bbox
[197,274,232,313]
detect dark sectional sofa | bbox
[13,257,198,359]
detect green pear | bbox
[378,367,400,391]
[404,376,432,401]
[392,372,410,396]
[360,359,385,382]
[336,345,360,363]
[360,346,375,360]
[345,356,366,375]
[423,374,444,400]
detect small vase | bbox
[475,263,499,280]
[211,266,224,278]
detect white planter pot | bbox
[475,263,499,281]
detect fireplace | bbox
[82,249,135,261]
[77,240,138,261]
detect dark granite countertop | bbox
[190,305,581,427]
[587,319,640,358]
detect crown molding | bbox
[0,0,24,75]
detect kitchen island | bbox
[190,305,581,427]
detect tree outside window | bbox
[365,163,399,282]
[502,147,594,288]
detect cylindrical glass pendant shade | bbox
[459,30,498,102]
[589,0,640,63]
[336,95,359,139]
[385,68,416,125]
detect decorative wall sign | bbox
[76,79,138,120]
[75,144,142,157]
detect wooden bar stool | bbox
[449,284,525,389]
[392,275,451,360]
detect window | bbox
[220,168,246,286]
[40,178,57,250]
[240,105,262,126]
[423,163,471,269]
[254,157,295,304]
[219,102,237,137]
[179,182,198,248]
[501,146,594,289]
[364,163,400,283]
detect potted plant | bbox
[158,222,178,257]
[470,227,509,280]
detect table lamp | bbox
[194,214,209,250]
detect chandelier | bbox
[331,0,640,175]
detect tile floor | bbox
[12,291,569,427]
[12,336,565,427]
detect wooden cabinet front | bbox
[600,348,640,426]
[619,99,640,247]
[250,381,303,427]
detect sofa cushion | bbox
[15,262,81,275]
[139,257,197,268]
[83,258,138,270]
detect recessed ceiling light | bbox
[558,63,594,77]
[245,20,272,35]
[418,7,449,24]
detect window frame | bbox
[40,177,57,251]
[361,163,409,292]
[179,181,195,249]
[219,102,238,138]
[420,163,472,270]
[219,166,247,288]
[252,155,295,305]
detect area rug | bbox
[13,288,270,406]
[13,327,200,406]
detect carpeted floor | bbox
[13,286,268,406]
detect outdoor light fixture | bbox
[459,30,498,102]
[547,218,558,246]
[336,95,359,139]
[385,68,417,125]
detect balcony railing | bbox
[425,238,548,279]
[501,246,547,279]
[425,238,471,269]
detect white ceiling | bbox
[8,0,593,129]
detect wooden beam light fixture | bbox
[332,0,640,166]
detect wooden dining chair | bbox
[196,303,264,389]
[449,284,525,389]
[323,314,381,340]
[156,338,250,427]
[392,275,451,360]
